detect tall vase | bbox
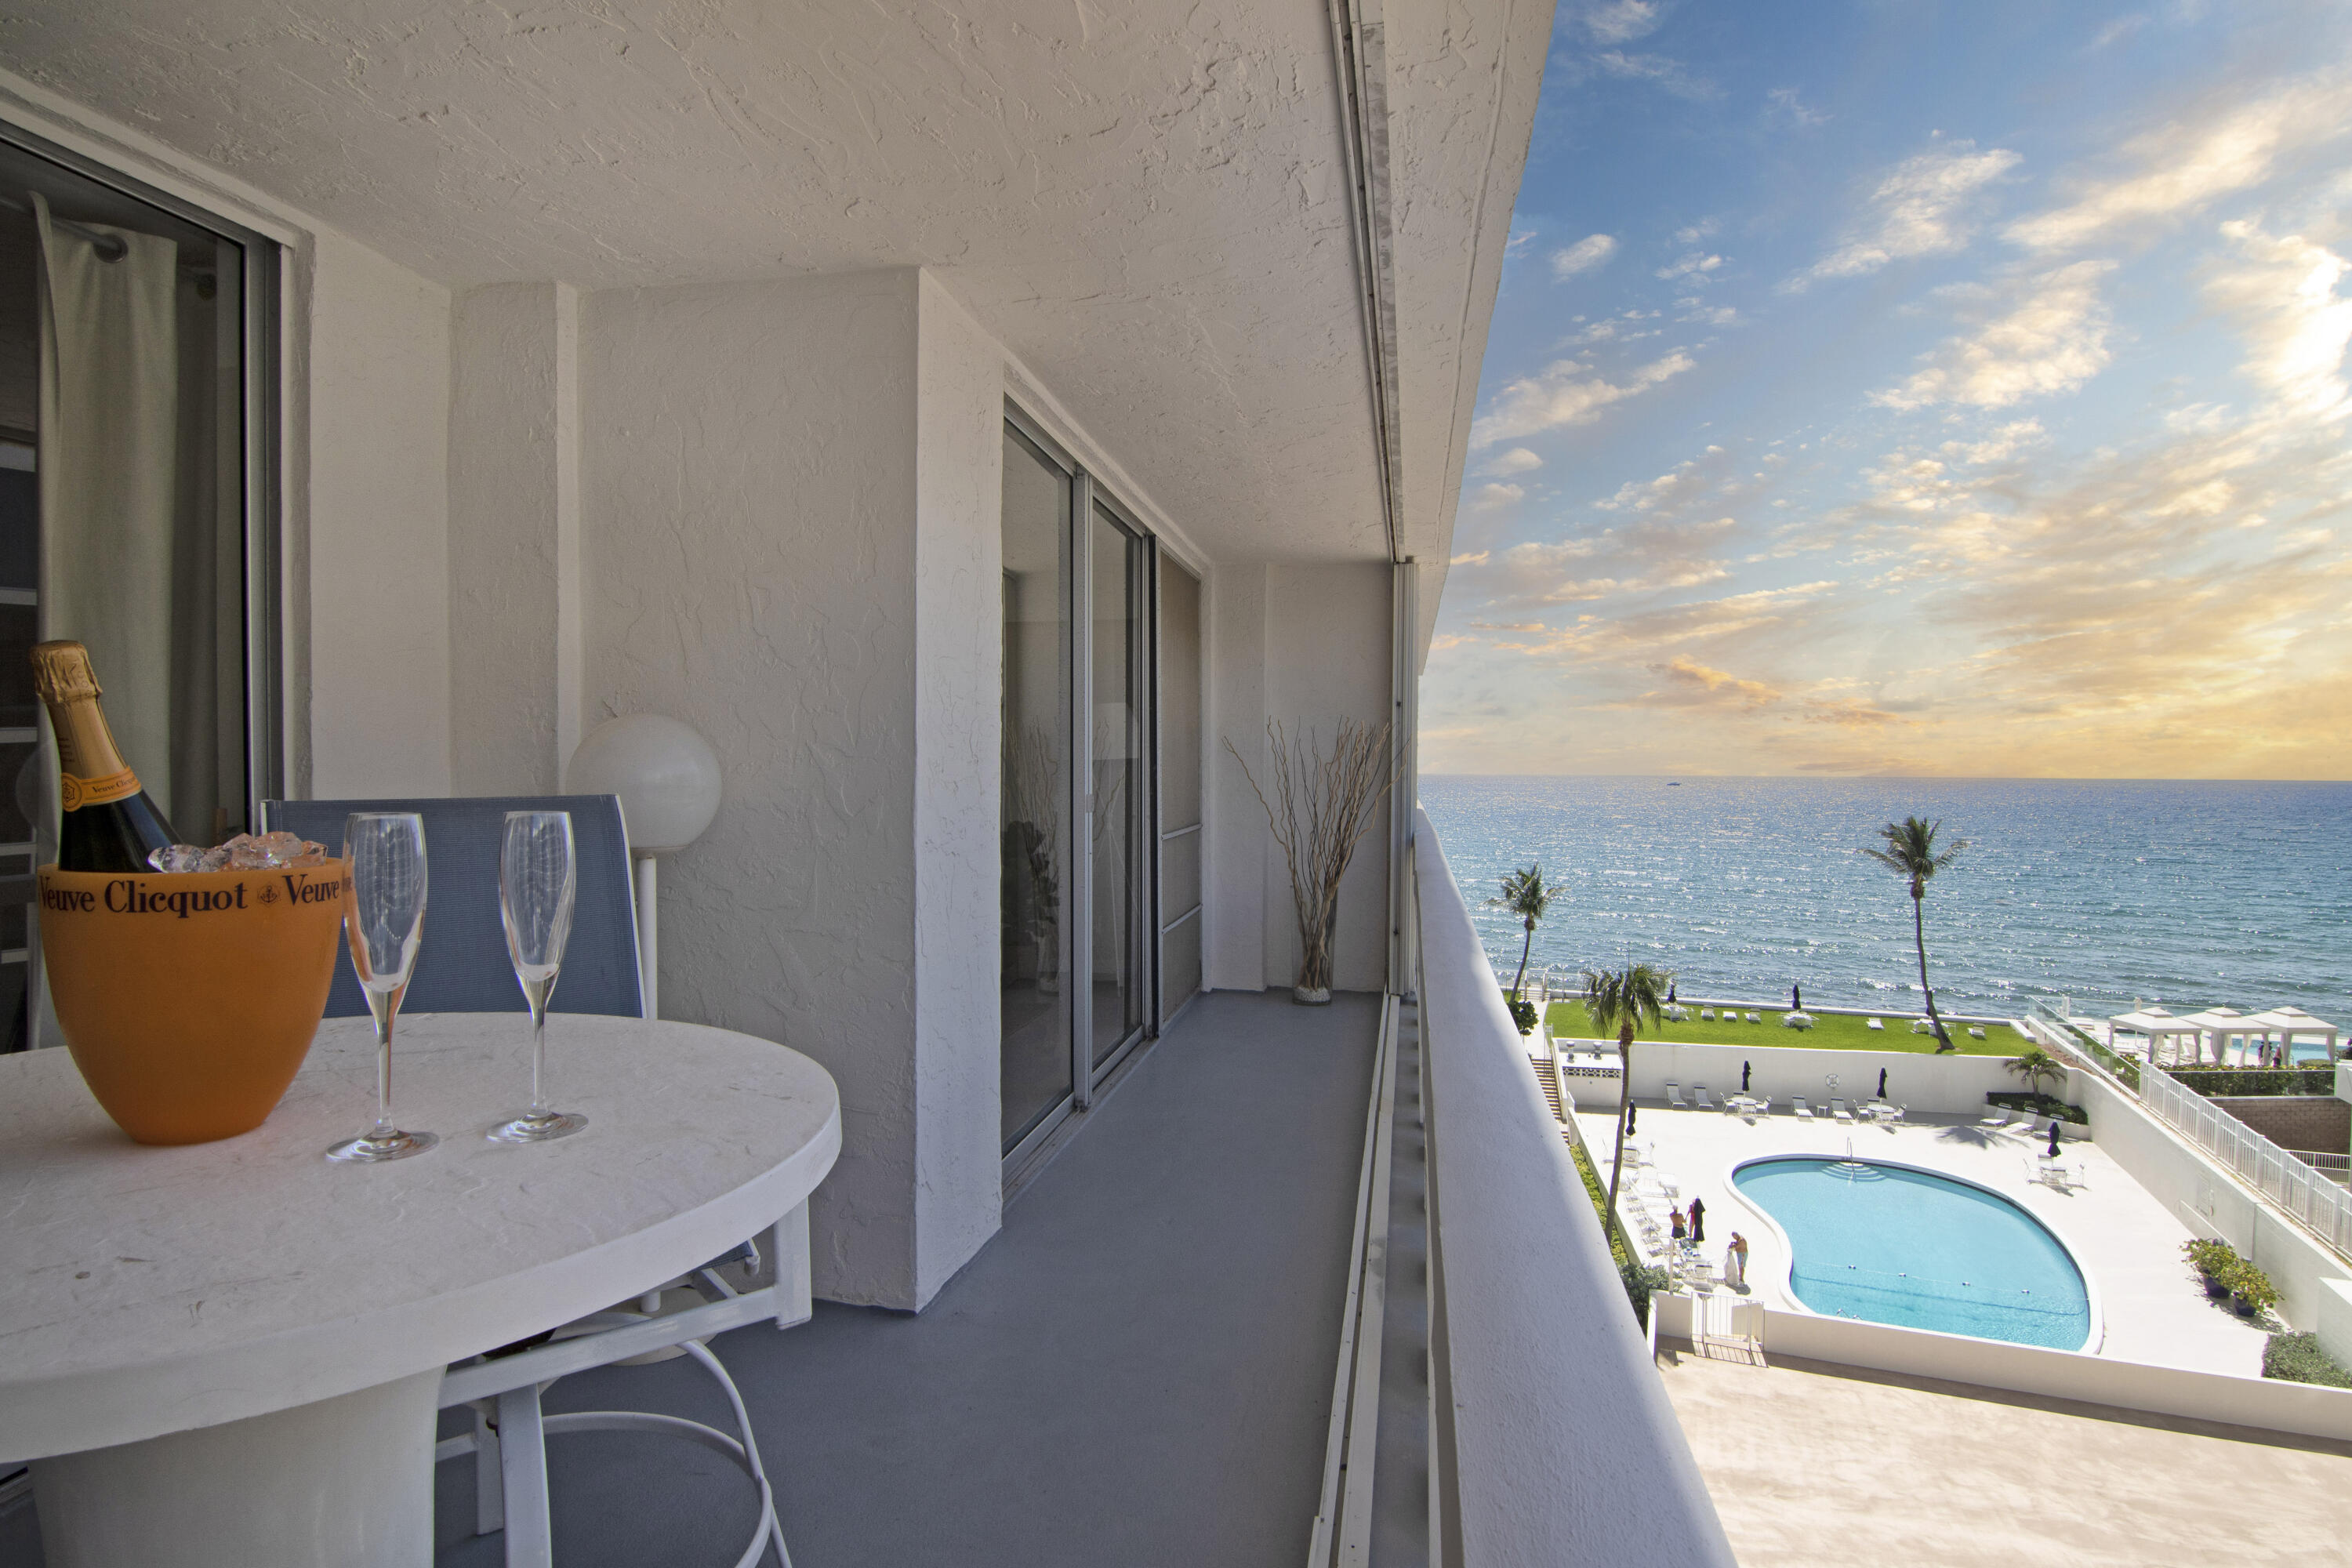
[1294,902,1336,1005]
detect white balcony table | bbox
[0,1011,841,1568]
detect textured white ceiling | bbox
[0,1,1540,573]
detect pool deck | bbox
[1575,1099,2273,1375]
[1656,1343,2352,1567]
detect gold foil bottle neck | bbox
[31,641,102,706]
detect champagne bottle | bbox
[30,641,181,873]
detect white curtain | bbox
[27,195,183,1052]
[34,191,181,819]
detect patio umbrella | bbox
[1877,1068,1888,1099]
[1627,1105,1638,1134]
[1689,1196,1706,1243]
[1742,1061,1751,1092]
[1791,982,1802,1010]
[2046,1120,2062,1157]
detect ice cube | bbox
[198,847,232,872]
[147,844,212,873]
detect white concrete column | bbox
[1206,563,1269,993]
[448,281,582,796]
[579,267,1000,1309]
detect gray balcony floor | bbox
[430,989,1379,1567]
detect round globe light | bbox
[564,715,721,854]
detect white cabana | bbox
[2248,1007,2340,1062]
[2182,1008,2263,1068]
[2107,1006,2204,1067]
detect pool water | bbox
[1733,1157,2093,1350]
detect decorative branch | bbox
[1225,717,1399,998]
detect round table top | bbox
[0,1012,840,1461]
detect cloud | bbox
[2205,220,2352,422]
[1471,350,1697,447]
[1593,52,1716,100]
[1873,260,2116,410]
[2007,71,2352,252]
[1584,0,1663,43]
[1484,447,1545,476]
[1657,252,1725,281]
[1798,142,2022,285]
[1551,233,1619,280]
[1472,482,1526,510]
[1653,656,1781,708]
[1765,87,1828,128]
[1801,699,1907,727]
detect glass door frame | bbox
[0,116,285,816]
[1001,401,1162,1173]
[1083,487,1154,1087]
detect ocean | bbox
[1419,775,2352,1029]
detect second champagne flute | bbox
[488,810,587,1143]
[328,811,436,1163]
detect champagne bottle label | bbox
[60,768,141,812]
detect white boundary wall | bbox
[1610,1040,2022,1119]
[2070,1066,2351,1334]
[1655,1295,2352,1442]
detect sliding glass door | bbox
[1000,425,1073,1152]
[1000,411,1167,1166]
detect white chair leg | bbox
[498,1384,555,1568]
[474,1402,505,1537]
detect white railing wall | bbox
[1414,811,1735,1568]
[2141,1062,2352,1259]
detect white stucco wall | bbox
[1205,561,1396,996]
[447,281,580,795]
[304,227,452,799]
[581,267,997,1309]
[910,274,1005,1303]
[1206,564,1269,993]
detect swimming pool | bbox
[1733,1156,2095,1350]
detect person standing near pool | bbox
[1671,1207,1686,1242]
[1726,1232,1748,1288]
[1688,1196,1707,1244]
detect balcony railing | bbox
[1408,810,1734,1566]
[2140,1060,2352,1258]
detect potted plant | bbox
[2182,1238,2236,1299]
[2223,1258,2279,1319]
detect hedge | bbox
[2169,1068,2337,1098]
[1987,1091,2089,1126]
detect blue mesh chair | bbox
[261,795,794,1568]
[259,795,644,1021]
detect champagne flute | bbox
[328,812,437,1163]
[488,810,586,1143]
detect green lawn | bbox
[1542,999,2024,1056]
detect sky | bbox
[1422,0,2352,779]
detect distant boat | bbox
[1667,781,1681,786]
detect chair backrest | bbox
[261,795,644,1020]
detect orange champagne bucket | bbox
[36,860,350,1145]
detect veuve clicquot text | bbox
[31,641,181,873]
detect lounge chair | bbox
[1667,1083,1687,1108]
[1700,1007,1715,1021]
[1977,1107,2013,1131]
[1968,1025,1987,1039]
[1746,1011,1761,1024]
[1831,1098,1853,1123]
[1793,1097,1813,1119]
[1694,1087,1715,1109]
[1911,1018,1933,1034]
[1866,1017,1883,1031]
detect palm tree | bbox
[1488,863,1553,1001]
[1585,963,1671,1258]
[1864,815,1969,1053]
[2005,1046,2065,1102]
